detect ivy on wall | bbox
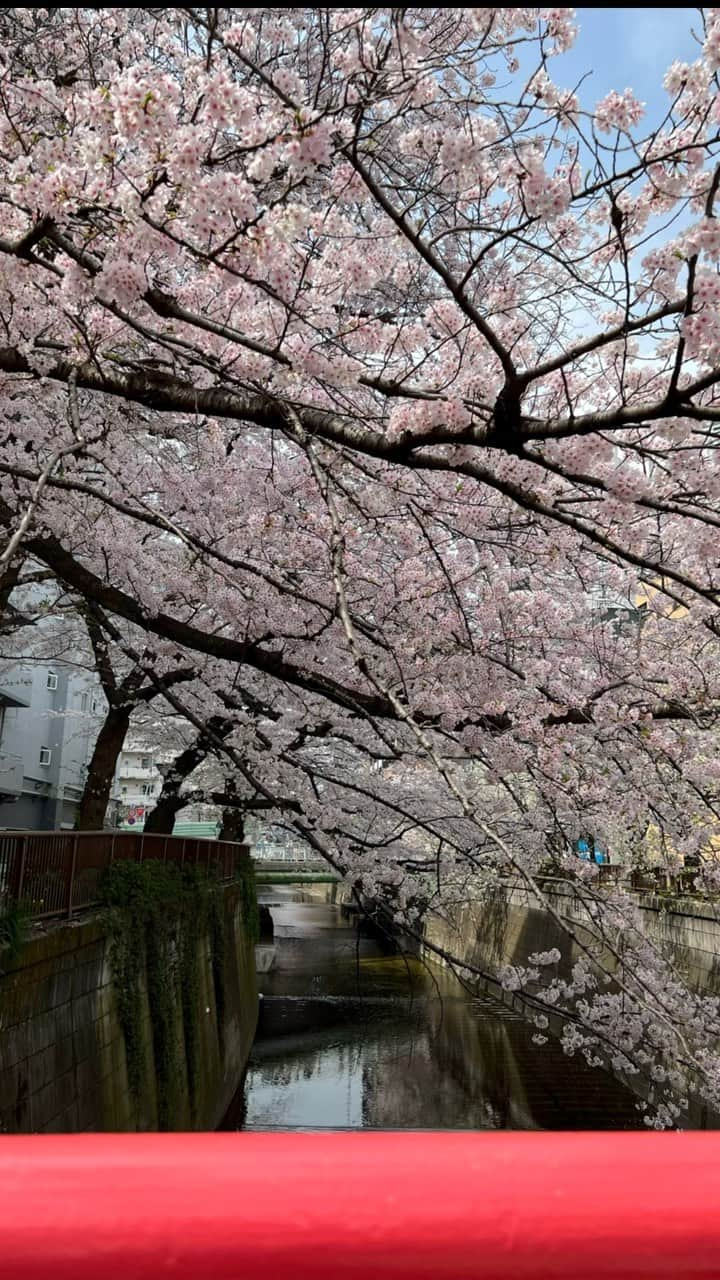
[101,858,256,1129]
[0,899,29,970]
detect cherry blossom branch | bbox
[287,405,706,1087]
[0,371,93,571]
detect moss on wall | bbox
[0,865,258,1133]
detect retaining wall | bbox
[0,883,257,1133]
[423,884,720,1125]
[424,885,720,999]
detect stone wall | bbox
[0,883,257,1133]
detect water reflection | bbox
[231,887,642,1131]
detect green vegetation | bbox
[0,898,29,968]
[235,863,260,943]
[101,856,256,1129]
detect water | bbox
[227,886,642,1131]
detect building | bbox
[109,744,217,834]
[0,659,102,829]
[0,680,220,834]
[109,743,164,829]
[0,677,28,807]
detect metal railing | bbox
[626,865,706,895]
[0,1133,717,1277]
[533,863,710,897]
[252,845,311,862]
[0,830,250,920]
[596,863,715,896]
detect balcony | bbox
[117,793,156,809]
[117,763,158,780]
[0,752,23,799]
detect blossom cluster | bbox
[595,87,645,133]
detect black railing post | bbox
[8,834,27,903]
[67,834,79,919]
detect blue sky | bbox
[555,8,702,123]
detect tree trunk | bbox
[142,790,191,835]
[143,739,214,834]
[76,704,132,830]
[143,715,235,834]
[219,806,245,843]
[219,777,245,843]
[0,557,27,634]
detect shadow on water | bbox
[220,885,643,1132]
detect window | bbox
[141,783,155,796]
[121,787,127,796]
[141,756,152,770]
[46,672,58,691]
[39,747,52,766]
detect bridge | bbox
[252,849,339,883]
[0,1133,716,1277]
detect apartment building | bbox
[0,659,103,829]
[110,744,164,828]
[0,677,28,806]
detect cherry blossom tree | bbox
[3,5,720,1121]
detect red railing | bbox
[0,830,250,920]
[0,1133,717,1278]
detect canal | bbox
[222,885,642,1131]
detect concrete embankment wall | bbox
[0,883,257,1133]
[423,885,720,1000]
[423,885,720,1125]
